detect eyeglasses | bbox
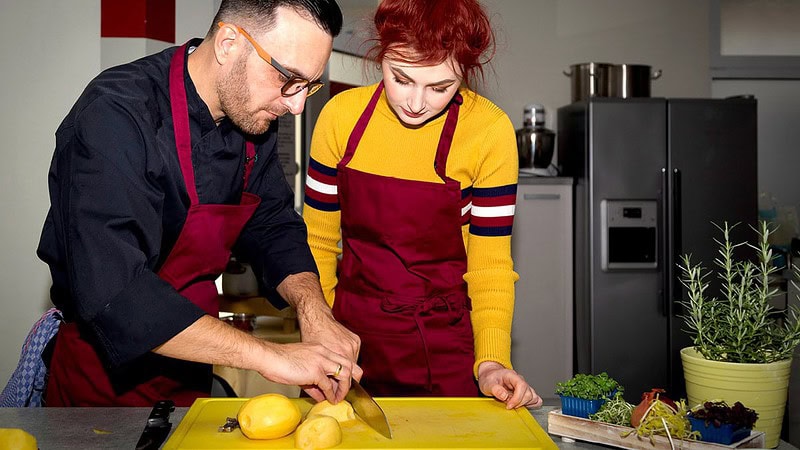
[218,22,324,97]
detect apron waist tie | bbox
[380,293,469,392]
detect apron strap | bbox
[341,81,463,184]
[169,43,200,206]
[341,81,385,166]
[433,93,462,182]
[170,43,257,202]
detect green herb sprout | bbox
[679,221,800,363]
[555,372,621,400]
[590,391,634,426]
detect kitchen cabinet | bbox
[510,177,573,403]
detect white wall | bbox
[333,0,711,148]
[0,0,217,389]
[0,0,101,388]
[0,0,713,386]
[329,51,381,86]
[713,79,800,240]
[482,0,710,131]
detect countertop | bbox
[1,404,797,449]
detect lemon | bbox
[307,399,356,423]
[237,393,302,440]
[0,428,37,450]
[295,415,342,450]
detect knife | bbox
[345,380,393,439]
[135,399,175,450]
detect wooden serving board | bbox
[164,397,558,449]
[547,410,765,450]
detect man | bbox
[36,0,360,407]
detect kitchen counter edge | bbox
[0,404,797,449]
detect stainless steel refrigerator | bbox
[557,97,758,401]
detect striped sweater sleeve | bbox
[305,158,339,212]
[303,97,346,307]
[470,184,517,237]
[463,111,520,377]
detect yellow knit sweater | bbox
[303,83,520,376]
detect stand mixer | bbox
[516,104,557,176]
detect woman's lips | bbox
[401,107,425,119]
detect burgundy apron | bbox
[332,82,478,397]
[45,43,261,407]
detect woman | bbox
[303,0,542,409]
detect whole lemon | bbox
[0,428,37,450]
[237,393,302,440]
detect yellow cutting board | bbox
[163,397,557,449]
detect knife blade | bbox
[135,399,175,450]
[345,380,393,439]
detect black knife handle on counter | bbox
[135,399,175,450]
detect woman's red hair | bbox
[366,0,496,90]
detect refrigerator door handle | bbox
[670,168,683,316]
[661,167,683,318]
[661,168,670,317]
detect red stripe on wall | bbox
[101,0,175,43]
[101,0,146,37]
[146,0,175,43]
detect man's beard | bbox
[217,56,272,135]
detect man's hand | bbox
[277,272,361,364]
[253,340,361,403]
[477,361,543,409]
[295,301,360,365]
[153,315,362,403]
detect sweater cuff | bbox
[472,327,513,378]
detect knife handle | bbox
[147,400,175,427]
[136,400,176,450]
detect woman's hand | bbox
[477,361,543,409]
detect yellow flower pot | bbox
[681,347,791,448]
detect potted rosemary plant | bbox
[678,220,800,448]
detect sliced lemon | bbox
[295,414,342,449]
[307,399,356,423]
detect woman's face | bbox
[381,53,462,126]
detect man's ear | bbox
[214,23,239,66]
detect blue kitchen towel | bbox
[0,308,62,407]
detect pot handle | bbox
[563,69,572,77]
[651,69,663,80]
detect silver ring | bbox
[333,363,342,378]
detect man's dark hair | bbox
[209,0,343,37]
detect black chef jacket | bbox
[37,39,317,368]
